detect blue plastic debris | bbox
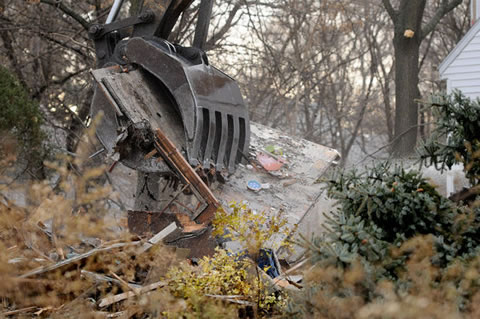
[247,180,262,191]
[257,248,280,278]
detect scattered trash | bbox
[261,183,271,190]
[257,152,285,171]
[265,145,283,155]
[282,179,296,187]
[247,180,262,191]
[257,248,281,278]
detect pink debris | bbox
[257,152,284,171]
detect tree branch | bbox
[206,2,242,50]
[382,0,397,22]
[421,0,463,39]
[39,0,90,30]
[32,67,89,100]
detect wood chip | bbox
[144,149,158,160]
[175,213,206,233]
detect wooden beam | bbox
[154,129,219,224]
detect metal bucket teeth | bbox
[193,108,248,172]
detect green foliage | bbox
[168,248,254,298]
[327,162,454,241]
[418,91,480,184]
[288,159,480,317]
[166,248,284,318]
[290,91,480,317]
[289,234,480,319]
[0,66,46,168]
[212,202,295,257]
[315,162,467,270]
[164,202,295,317]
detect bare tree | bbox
[382,0,464,157]
[221,0,389,164]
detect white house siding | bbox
[439,20,480,100]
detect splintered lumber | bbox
[98,281,167,308]
[154,129,219,224]
[19,241,141,278]
[136,222,178,254]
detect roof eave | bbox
[439,19,480,76]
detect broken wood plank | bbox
[204,294,247,299]
[98,281,167,308]
[20,241,141,278]
[136,222,178,254]
[154,129,219,224]
[158,184,189,214]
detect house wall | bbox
[441,29,480,99]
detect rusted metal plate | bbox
[128,210,177,236]
[166,226,217,259]
[127,210,216,258]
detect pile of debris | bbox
[0,196,309,318]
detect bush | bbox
[166,248,284,318]
[287,92,480,318]
[0,66,46,175]
[315,163,473,269]
[418,91,480,185]
[286,161,480,318]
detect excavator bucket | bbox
[88,0,250,257]
[89,0,250,174]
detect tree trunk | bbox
[388,0,427,157]
[392,34,421,157]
